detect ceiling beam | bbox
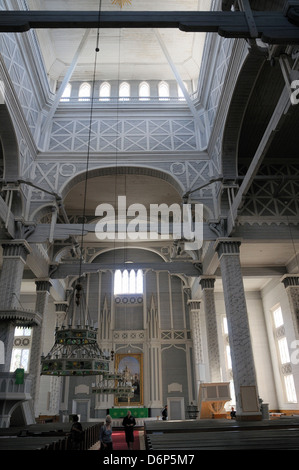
[21,221,299,244]
[154,29,205,134]
[41,29,91,137]
[0,11,298,44]
[49,261,202,279]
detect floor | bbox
[90,430,145,450]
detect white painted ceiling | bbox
[27,0,211,83]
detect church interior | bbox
[1,0,299,451]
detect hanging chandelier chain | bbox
[79,0,103,280]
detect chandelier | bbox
[40,282,111,377]
[40,0,134,402]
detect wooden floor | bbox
[144,417,299,450]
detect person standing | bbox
[99,415,113,451]
[122,410,136,449]
[69,415,83,450]
[162,405,168,420]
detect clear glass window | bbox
[278,337,290,364]
[79,82,91,101]
[119,82,130,101]
[273,306,284,328]
[9,327,31,372]
[100,82,111,101]
[158,81,169,101]
[139,81,150,101]
[284,374,297,403]
[114,269,143,295]
[60,83,71,102]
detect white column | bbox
[30,280,52,414]
[215,239,261,421]
[200,277,221,383]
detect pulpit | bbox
[198,382,231,419]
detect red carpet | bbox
[112,430,140,450]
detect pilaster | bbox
[215,239,261,420]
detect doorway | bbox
[168,397,185,420]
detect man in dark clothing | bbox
[122,410,136,449]
[162,405,168,420]
[70,415,83,449]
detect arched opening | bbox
[158,81,169,101]
[119,82,130,101]
[99,82,111,101]
[139,82,150,101]
[60,83,72,102]
[79,82,91,101]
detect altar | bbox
[109,408,148,419]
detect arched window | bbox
[79,82,91,101]
[60,82,71,102]
[178,82,188,101]
[10,327,32,372]
[119,82,130,101]
[100,82,111,101]
[139,81,150,101]
[114,269,143,294]
[158,81,169,101]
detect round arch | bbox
[221,51,266,180]
[59,165,186,200]
[0,105,20,181]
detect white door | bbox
[168,397,185,420]
[73,400,89,422]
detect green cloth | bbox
[15,368,24,384]
[109,408,148,418]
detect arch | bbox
[221,51,266,180]
[89,245,169,264]
[79,82,91,101]
[29,203,57,222]
[139,81,150,101]
[60,165,185,201]
[119,82,130,101]
[0,105,20,180]
[99,82,111,101]
[158,81,169,101]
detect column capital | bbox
[281,274,299,288]
[187,299,201,311]
[54,302,68,313]
[199,276,216,289]
[214,238,242,258]
[0,239,31,261]
[35,279,52,293]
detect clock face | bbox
[111,0,132,7]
